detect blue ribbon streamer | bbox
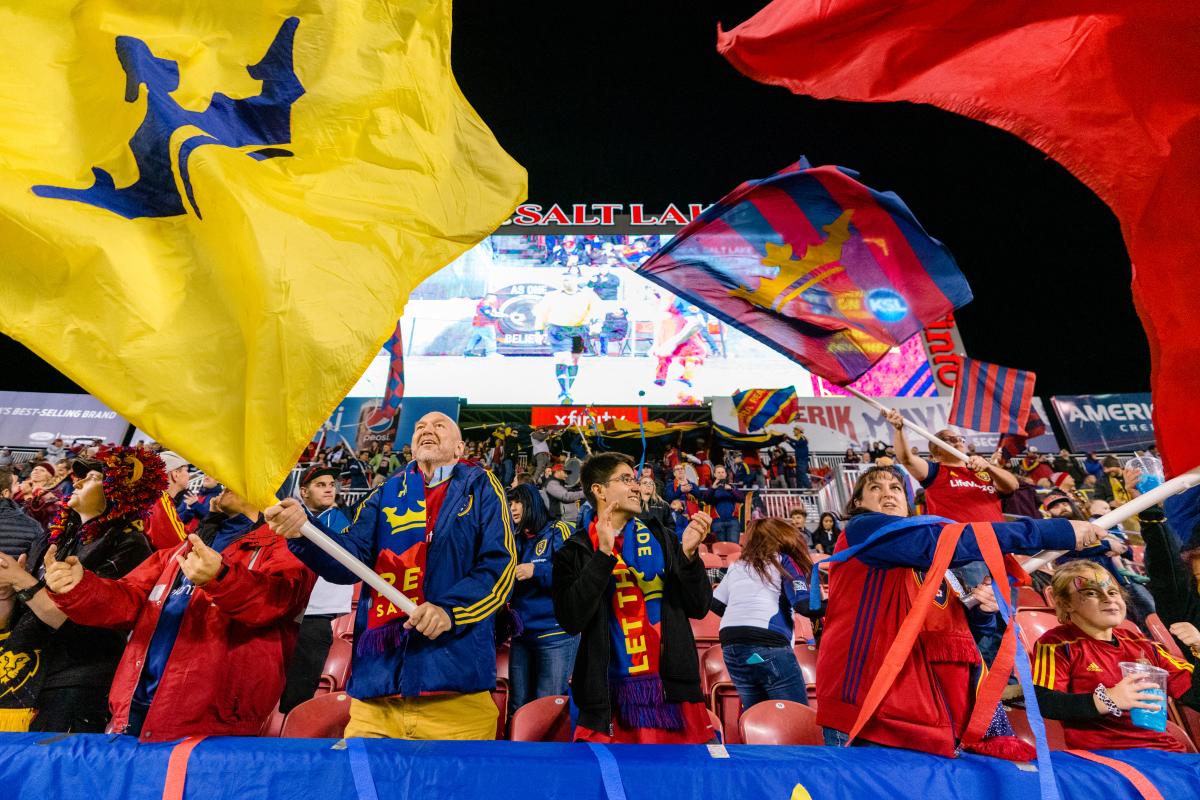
[636,405,646,473]
[806,514,954,611]
[587,743,629,800]
[993,579,1061,800]
[347,737,380,800]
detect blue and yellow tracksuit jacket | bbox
[510,486,573,641]
[288,461,515,700]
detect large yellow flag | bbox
[0,1,525,507]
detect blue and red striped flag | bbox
[732,387,800,433]
[364,322,405,433]
[998,406,1046,459]
[380,323,405,418]
[949,357,1036,434]
[636,158,972,385]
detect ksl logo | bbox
[866,289,909,323]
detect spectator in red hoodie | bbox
[45,486,314,742]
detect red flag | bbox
[717,2,1200,477]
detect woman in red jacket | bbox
[816,466,1105,757]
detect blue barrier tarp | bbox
[1,733,1198,800]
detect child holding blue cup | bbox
[1030,561,1200,752]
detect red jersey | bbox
[921,462,1006,523]
[142,492,188,550]
[1033,623,1195,752]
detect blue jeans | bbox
[711,517,741,544]
[721,643,808,710]
[822,728,881,747]
[467,326,497,356]
[508,633,580,713]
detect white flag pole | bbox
[843,384,971,462]
[299,521,418,615]
[1013,466,1200,575]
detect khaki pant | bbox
[344,691,497,740]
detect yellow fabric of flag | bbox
[0,1,526,507]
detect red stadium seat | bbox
[793,644,818,704]
[1014,610,1060,656]
[738,700,823,745]
[509,696,571,742]
[691,611,722,647]
[711,684,743,745]
[700,645,730,697]
[280,692,351,738]
[493,646,511,738]
[258,703,286,738]
[1129,545,1146,566]
[317,635,353,693]
[707,709,724,743]
[491,685,509,740]
[793,613,814,644]
[700,552,725,570]
[1167,720,1199,753]
[1016,585,1050,610]
[331,611,355,643]
[1144,614,1186,660]
[1005,705,1068,750]
[711,542,742,560]
[1177,706,1200,750]
[700,645,743,744]
[496,646,510,683]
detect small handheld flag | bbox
[949,357,1036,434]
[636,158,972,385]
[732,387,800,433]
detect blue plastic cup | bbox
[1126,455,1164,495]
[1120,661,1169,732]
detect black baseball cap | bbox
[299,465,339,487]
[71,456,104,479]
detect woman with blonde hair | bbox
[1032,560,1200,751]
[711,517,822,708]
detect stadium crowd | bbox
[0,411,1197,757]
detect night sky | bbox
[0,3,1148,398]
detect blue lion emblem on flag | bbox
[33,17,303,220]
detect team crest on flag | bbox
[33,18,303,220]
[636,158,972,385]
[949,357,1036,434]
[732,387,800,433]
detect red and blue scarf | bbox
[358,464,438,654]
[588,516,683,730]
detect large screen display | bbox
[348,234,939,405]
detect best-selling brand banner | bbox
[0,391,131,447]
[711,393,1058,454]
[1050,393,1154,453]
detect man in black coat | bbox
[552,451,714,743]
[0,468,41,558]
